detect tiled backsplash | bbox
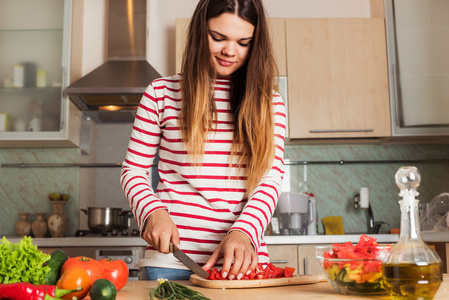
[0,148,80,236]
[283,143,449,234]
[1,131,448,236]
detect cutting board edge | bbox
[190,274,326,289]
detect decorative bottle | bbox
[31,212,47,238]
[382,166,443,300]
[15,212,32,237]
[47,201,69,238]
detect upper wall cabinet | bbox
[385,0,449,136]
[175,18,287,76]
[0,0,80,147]
[286,18,391,139]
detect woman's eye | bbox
[211,35,224,42]
[238,42,251,47]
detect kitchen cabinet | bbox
[385,0,449,137]
[0,0,80,147]
[297,245,322,275]
[286,18,391,139]
[267,245,298,273]
[175,18,287,76]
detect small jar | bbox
[32,212,47,238]
[15,212,31,237]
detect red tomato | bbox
[61,256,105,285]
[98,258,129,291]
[57,267,91,300]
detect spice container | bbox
[382,166,443,300]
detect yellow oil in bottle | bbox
[383,262,443,300]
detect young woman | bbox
[120,0,286,281]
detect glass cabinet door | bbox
[0,0,76,146]
[385,0,449,136]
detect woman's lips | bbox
[216,57,234,67]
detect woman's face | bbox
[207,13,255,77]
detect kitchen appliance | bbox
[56,246,145,280]
[277,192,316,235]
[169,244,209,278]
[65,0,161,123]
[80,207,132,234]
[96,248,143,280]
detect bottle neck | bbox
[399,199,422,240]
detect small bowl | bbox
[316,245,391,296]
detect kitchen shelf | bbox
[2,159,448,169]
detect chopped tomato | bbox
[284,267,295,277]
[322,235,391,285]
[207,263,295,280]
[208,267,218,280]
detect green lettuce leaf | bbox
[0,236,51,284]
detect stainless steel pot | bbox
[81,207,131,233]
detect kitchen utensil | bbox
[81,207,130,233]
[117,210,134,231]
[169,244,209,279]
[277,193,315,235]
[190,273,325,288]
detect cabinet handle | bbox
[60,67,66,130]
[392,63,400,127]
[270,260,288,264]
[309,129,374,133]
[303,258,308,275]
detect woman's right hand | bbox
[142,209,180,254]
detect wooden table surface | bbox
[117,274,449,300]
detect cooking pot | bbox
[81,207,131,233]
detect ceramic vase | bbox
[32,212,47,238]
[15,212,32,237]
[47,201,69,238]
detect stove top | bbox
[75,229,139,237]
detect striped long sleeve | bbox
[120,74,286,269]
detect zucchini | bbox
[43,249,68,285]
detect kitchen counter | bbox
[116,274,449,300]
[4,231,448,247]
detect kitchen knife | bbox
[169,244,209,279]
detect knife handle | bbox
[169,243,175,253]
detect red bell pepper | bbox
[0,282,80,300]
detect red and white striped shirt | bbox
[121,74,286,269]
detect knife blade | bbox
[169,244,209,279]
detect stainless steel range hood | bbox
[66,0,160,123]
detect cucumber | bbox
[90,279,118,300]
[43,249,69,285]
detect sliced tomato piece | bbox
[209,267,218,280]
[284,267,295,277]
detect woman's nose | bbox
[222,42,236,56]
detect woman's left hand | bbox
[203,231,258,280]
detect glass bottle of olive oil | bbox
[382,167,443,300]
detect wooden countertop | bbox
[117,274,449,300]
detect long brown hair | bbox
[179,0,278,196]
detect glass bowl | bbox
[316,245,391,296]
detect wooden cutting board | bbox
[190,273,326,289]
